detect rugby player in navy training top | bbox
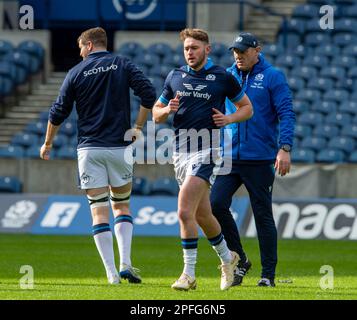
[40,27,156,285]
[153,28,253,291]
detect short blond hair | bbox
[179,28,209,44]
[78,27,107,48]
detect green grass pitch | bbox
[0,234,356,300]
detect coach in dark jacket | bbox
[211,32,295,287]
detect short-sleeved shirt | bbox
[159,59,244,152]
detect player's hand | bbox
[212,108,230,127]
[131,127,143,142]
[166,93,180,114]
[40,143,52,160]
[275,149,291,177]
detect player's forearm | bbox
[228,104,253,124]
[152,105,169,123]
[44,121,60,146]
[134,106,151,129]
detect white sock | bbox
[114,219,133,271]
[183,248,197,279]
[213,239,232,265]
[93,230,118,277]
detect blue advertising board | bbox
[2,194,357,240]
[30,195,250,236]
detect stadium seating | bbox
[2,3,357,167]
[0,145,25,158]
[2,51,31,85]
[0,176,22,193]
[147,43,173,59]
[304,55,329,70]
[320,66,346,81]
[291,66,318,80]
[281,18,306,36]
[325,112,352,127]
[291,148,315,163]
[17,40,45,74]
[51,134,68,149]
[328,136,355,154]
[292,4,320,20]
[316,149,345,163]
[300,136,327,151]
[0,39,45,105]
[323,90,350,103]
[56,146,77,159]
[345,4,357,18]
[294,124,312,139]
[150,178,179,196]
[292,100,309,114]
[313,124,340,139]
[275,54,299,69]
[210,42,228,60]
[117,42,145,59]
[287,77,305,93]
[287,44,314,58]
[315,44,340,58]
[25,145,43,159]
[25,121,47,136]
[277,33,301,48]
[340,102,357,116]
[348,151,357,163]
[11,133,39,148]
[132,177,151,195]
[263,44,285,58]
[304,33,331,47]
[0,40,14,58]
[308,78,334,94]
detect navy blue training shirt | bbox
[159,58,244,151]
[49,51,156,148]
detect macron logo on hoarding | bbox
[40,203,81,228]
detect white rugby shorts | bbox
[172,148,222,187]
[77,146,133,189]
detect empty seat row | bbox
[0,176,22,193]
[264,43,357,58]
[292,4,357,20]
[295,124,357,139]
[295,136,356,153]
[292,148,357,164]
[132,177,179,196]
[293,101,357,116]
[298,111,356,127]
[117,41,231,64]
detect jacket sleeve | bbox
[125,58,156,109]
[270,69,296,148]
[49,70,75,125]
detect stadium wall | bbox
[1,159,357,199]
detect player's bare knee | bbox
[177,208,194,223]
[110,190,131,215]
